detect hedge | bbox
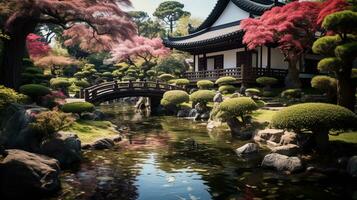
[219,85,236,94]
[215,76,236,86]
[74,80,90,88]
[256,77,278,86]
[161,90,189,107]
[271,103,357,132]
[245,88,261,96]
[19,84,51,98]
[171,79,190,86]
[197,80,214,89]
[217,97,258,120]
[61,102,95,114]
[158,73,175,82]
[311,75,337,94]
[281,89,301,99]
[50,78,71,88]
[190,90,215,104]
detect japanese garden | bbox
[0,0,357,199]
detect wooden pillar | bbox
[260,46,263,69]
[203,53,207,71]
[193,54,196,72]
[267,47,271,69]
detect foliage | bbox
[153,1,190,33]
[317,0,350,24]
[128,11,166,38]
[245,88,261,97]
[271,103,357,132]
[190,90,215,105]
[0,85,27,111]
[159,73,175,82]
[50,77,71,89]
[219,85,236,94]
[215,76,236,86]
[30,111,74,138]
[170,79,190,86]
[26,33,51,59]
[281,89,302,99]
[322,10,357,34]
[61,102,95,114]
[156,55,186,76]
[256,77,278,86]
[197,80,214,90]
[216,97,258,121]
[41,91,66,109]
[19,84,51,98]
[311,75,337,96]
[74,79,90,88]
[173,15,202,36]
[161,90,189,107]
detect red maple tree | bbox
[108,36,170,68]
[26,34,51,59]
[241,1,321,88]
[317,0,350,25]
[0,0,136,89]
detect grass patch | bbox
[252,109,277,123]
[330,131,357,144]
[66,120,119,143]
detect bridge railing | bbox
[82,80,184,102]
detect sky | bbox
[129,0,218,20]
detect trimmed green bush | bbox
[215,76,236,86]
[171,79,190,86]
[25,67,43,74]
[281,89,301,99]
[122,76,136,81]
[262,91,275,97]
[190,90,215,105]
[256,77,278,86]
[19,84,51,98]
[217,97,258,121]
[50,78,71,88]
[74,80,90,88]
[311,75,337,99]
[0,85,28,111]
[102,72,114,78]
[197,80,214,89]
[219,85,236,94]
[61,102,95,114]
[161,90,189,107]
[271,103,357,150]
[158,73,175,82]
[146,70,156,77]
[245,88,261,97]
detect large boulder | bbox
[236,143,259,155]
[83,138,115,150]
[262,153,304,173]
[253,129,285,145]
[177,109,191,118]
[279,131,297,145]
[270,144,300,156]
[40,131,81,168]
[0,103,47,151]
[347,156,357,177]
[0,149,61,198]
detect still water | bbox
[55,103,357,200]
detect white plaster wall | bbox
[194,55,199,71]
[261,46,268,68]
[270,48,288,69]
[212,1,250,27]
[207,58,215,71]
[206,49,244,69]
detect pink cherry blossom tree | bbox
[241,1,321,88]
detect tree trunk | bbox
[337,72,356,111]
[226,117,242,136]
[313,129,329,152]
[0,19,37,89]
[285,58,301,89]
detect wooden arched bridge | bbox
[81,81,184,106]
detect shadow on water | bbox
[52,102,357,200]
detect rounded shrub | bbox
[197,80,214,89]
[159,73,175,82]
[61,102,95,114]
[19,84,51,98]
[25,67,43,74]
[262,91,275,97]
[74,80,90,88]
[311,75,337,97]
[219,85,236,94]
[215,76,236,86]
[171,79,190,86]
[146,70,156,77]
[271,103,357,151]
[102,72,114,78]
[122,76,136,82]
[190,90,215,104]
[50,78,71,88]
[256,76,278,86]
[281,89,301,99]
[0,85,28,111]
[245,88,261,97]
[217,97,258,120]
[161,90,189,107]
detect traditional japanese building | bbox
[164,0,320,84]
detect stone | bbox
[279,131,298,145]
[81,112,96,120]
[177,109,190,118]
[112,135,122,143]
[92,138,115,150]
[270,144,300,156]
[347,156,357,177]
[40,132,81,168]
[207,120,222,129]
[200,112,210,120]
[262,153,303,173]
[93,110,105,120]
[0,103,47,152]
[0,149,60,199]
[213,92,223,103]
[253,129,285,145]
[236,143,259,155]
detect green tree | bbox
[312,10,357,110]
[173,15,202,36]
[153,1,190,34]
